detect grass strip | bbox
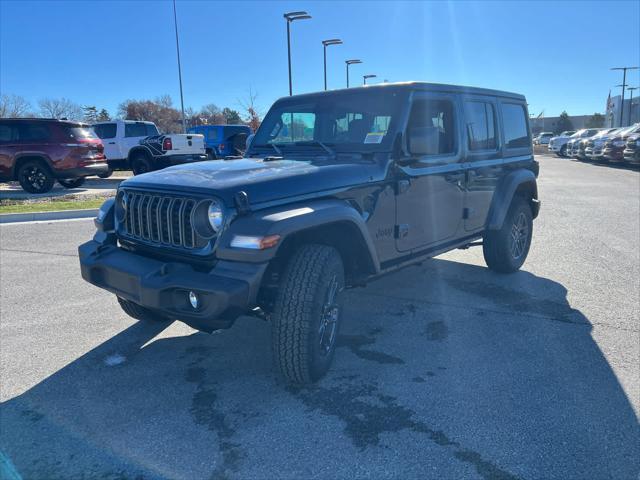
[0,198,105,214]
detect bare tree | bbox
[237,87,262,131]
[0,94,33,117]
[199,103,226,124]
[38,97,83,121]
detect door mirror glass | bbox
[408,127,440,156]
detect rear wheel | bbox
[117,297,169,323]
[17,160,55,194]
[131,153,153,175]
[271,244,345,384]
[58,177,85,189]
[483,197,533,273]
[97,169,113,179]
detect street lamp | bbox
[611,66,639,126]
[322,39,342,91]
[363,74,377,85]
[627,86,638,124]
[284,11,312,96]
[172,0,186,133]
[345,59,362,88]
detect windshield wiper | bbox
[295,140,335,157]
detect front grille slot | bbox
[120,191,204,250]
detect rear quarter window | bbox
[125,123,149,137]
[501,103,530,149]
[94,123,117,139]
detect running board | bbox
[459,241,483,250]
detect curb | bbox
[0,208,98,224]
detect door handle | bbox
[108,142,116,144]
[444,173,464,182]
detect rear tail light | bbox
[162,137,173,150]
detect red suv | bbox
[0,118,109,193]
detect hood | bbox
[120,156,384,206]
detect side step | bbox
[459,241,483,250]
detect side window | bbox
[18,124,51,142]
[145,124,159,136]
[0,123,15,143]
[94,123,117,139]
[501,103,530,148]
[464,101,497,151]
[125,123,148,137]
[407,98,456,156]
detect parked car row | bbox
[533,131,556,145]
[552,124,640,165]
[0,117,255,193]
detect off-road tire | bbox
[58,177,85,189]
[483,197,533,274]
[131,153,153,175]
[17,160,55,194]
[117,297,169,323]
[271,244,345,384]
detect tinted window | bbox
[0,123,16,143]
[66,126,98,140]
[407,98,456,155]
[464,101,497,151]
[94,123,117,139]
[501,103,530,148]
[125,122,149,137]
[145,124,159,136]
[18,124,51,142]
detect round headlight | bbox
[207,200,224,232]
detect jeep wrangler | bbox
[79,82,540,384]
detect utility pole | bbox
[284,11,311,96]
[172,0,186,133]
[611,66,639,126]
[627,87,638,124]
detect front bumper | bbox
[79,238,267,332]
[623,147,639,164]
[603,147,624,162]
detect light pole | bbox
[611,66,639,126]
[627,86,638,124]
[284,11,311,96]
[322,39,342,90]
[363,74,377,85]
[172,0,186,133]
[345,59,362,88]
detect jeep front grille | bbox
[120,191,207,250]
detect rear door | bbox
[463,97,502,231]
[395,92,465,252]
[93,123,119,160]
[123,122,152,157]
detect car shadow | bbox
[1,258,638,479]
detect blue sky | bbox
[1,0,639,119]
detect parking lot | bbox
[0,154,638,479]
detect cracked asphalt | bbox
[1,155,638,479]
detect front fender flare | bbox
[216,199,380,272]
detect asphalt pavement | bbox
[1,155,638,480]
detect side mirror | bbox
[408,126,440,156]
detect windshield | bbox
[251,90,406,154]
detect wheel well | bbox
[128,147,152,163]
[514,180,539,218]
[13,155,51,180]
[257,221,376,310]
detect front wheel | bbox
[271,244,345,384]
[58,177,85,189]
[560,145,567,157]
[97,169,113,179]
[483,198,533,273]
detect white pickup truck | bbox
[92,120,207,176]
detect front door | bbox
[395,93,465,252]
[462,98,502,231]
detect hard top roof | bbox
[276,81,526,103]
